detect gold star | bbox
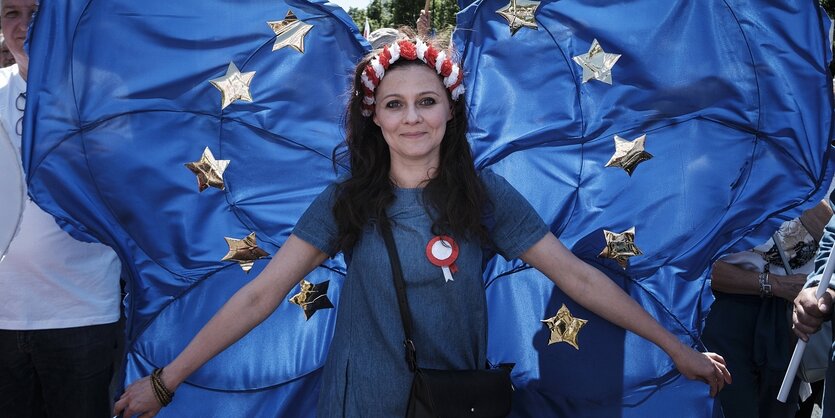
[184,147,230,192]
[572,39,621,84]
[209,62,256,110]
[605,134,653,176]
[598,227,642,269]
[221,232,269,273]
[542,304,588,349]
[289,279,334,320]
[496,0,540,35]
[267,10,313,53]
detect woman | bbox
[115,34,730,417]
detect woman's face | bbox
[372,64,453,171]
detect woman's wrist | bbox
[160,363,186,392]
[151,368,175,406]
[660,336,692,366]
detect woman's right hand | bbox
[670,344,732,397]
[113,375,163,418]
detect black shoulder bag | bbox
[379,218,512,418]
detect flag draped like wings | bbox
[21,0,834,417]
[23,0,367,415]
[455,1,834,416]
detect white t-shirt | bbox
[0,64,122,330]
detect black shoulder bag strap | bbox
[379,216,419,372]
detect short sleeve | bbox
[292,183,340,257]
[481,170,549,260]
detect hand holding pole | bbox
[777,247,835,402]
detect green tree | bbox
[344,0,459,35]
[389,0,459,32]
[429,0,460,33]
[347,7,367,30]
[365,0,391,31]
[390,0,422,27]
[823,0,835,16]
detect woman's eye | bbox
[384,100,401,109]
[419,98,436,106]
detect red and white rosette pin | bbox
[426,236,459,282]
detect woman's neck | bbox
[389,161,438,189]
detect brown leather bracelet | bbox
[150,368,174,407]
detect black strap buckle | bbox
[404,339,417,372]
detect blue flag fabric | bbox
[454,0,833,416]
[24,0,367,415]
[21,0,833,417]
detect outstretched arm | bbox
[114,234,328,417]
[520,233,731,396]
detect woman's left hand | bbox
[670,346,732,397]
[113,375,163,418]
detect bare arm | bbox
[714,201,831,301]
[800,200,833,244]
[710,260,805,302]
[114,234,328,417]
[521,233,731,396]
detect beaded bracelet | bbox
[150,367,174,407]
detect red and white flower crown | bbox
[360,39,465,117]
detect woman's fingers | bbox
[113,395,127,417]
[704,352,731,383]
[112,376,160,418]
[696,352,731,397]
[716,359,732,384]
[707,376,718,397]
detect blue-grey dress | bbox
[293,171,548,417]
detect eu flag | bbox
[455,0,833,416]
[23,0,367,415]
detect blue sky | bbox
[331,0,371,10]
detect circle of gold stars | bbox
[496,0,541,36]
[605,134,653,176]
[542,304,588,349]
[598,227,642,269]
[209,62,256,110]
[185,147,230,192]
[572,39,621,84]
[289,279,334,320]
[268,10,313,53]
[221,232,269,273]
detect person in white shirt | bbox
[0,1,122,416]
